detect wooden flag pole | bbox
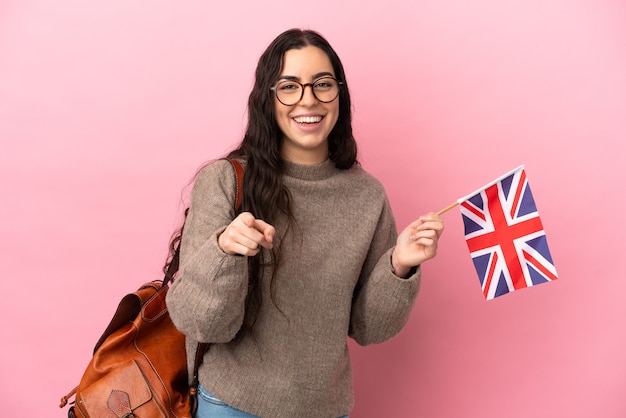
[436,201,459,216]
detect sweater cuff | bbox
[389,249,420,280]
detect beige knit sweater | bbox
[166,158,421,418]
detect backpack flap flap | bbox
[77,359,153,417]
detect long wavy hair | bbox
[165,28,357,334]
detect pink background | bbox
[1,0,625,417]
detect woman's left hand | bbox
[391,212,444,278]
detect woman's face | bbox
[273,46,339,165]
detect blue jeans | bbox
[196,384,349,418]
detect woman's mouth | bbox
[293,115,323,125]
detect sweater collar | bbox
[283,159,337,181]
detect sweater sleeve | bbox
[349,197,421,346]
[166,160,248,344]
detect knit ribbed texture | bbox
[167,159,421,418]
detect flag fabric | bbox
[458,165,558,300]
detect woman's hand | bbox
[218,212,275,256]
[391,212,444,278]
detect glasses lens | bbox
[275,81,303,106]
[312,77,339,103]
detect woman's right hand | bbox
[218,212,275,256]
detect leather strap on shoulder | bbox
[228,159,244,213]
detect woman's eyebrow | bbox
[277,71,335,81]
[312,71,334,79]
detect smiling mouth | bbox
[293,115,323,124]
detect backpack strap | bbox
[230,159,244,213]
[189,342,210,415]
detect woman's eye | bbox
[314,79,334,89]
[279,82,300,91]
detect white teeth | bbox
[294,115,322,124]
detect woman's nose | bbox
[298,84,318,105]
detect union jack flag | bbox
[459,166,558,300]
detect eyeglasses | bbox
[270,76,343,106]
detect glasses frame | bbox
[270,76,343,106]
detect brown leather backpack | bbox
[59,159,244,417]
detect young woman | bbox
[166,28,444,418]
